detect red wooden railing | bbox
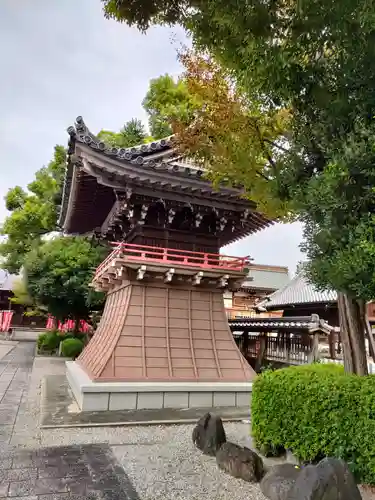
[95,242,250,278]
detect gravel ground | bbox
[12,355,267,500]
[41,422,268,500]
[8,350,374,500]
[111,424,267,500]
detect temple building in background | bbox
[0,269,45,329]
[0,270,15,311]
[257,269,375,326]
[225,264,289,318]
[257,270,339,325]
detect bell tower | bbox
[62,117,273,412]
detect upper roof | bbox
[242,264,289,291]
[59,116,273,242]
[257,270,337,309]
[0,270,17,292]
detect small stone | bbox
[216,441,264,483]
[260,463,301,500]
[288,457,362,500]
[192,413,226,456]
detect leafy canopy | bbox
[0,145,66,273]
[102,0,375,302]
[25,236,106,321]
[101,0,191,30]
[98,118,151,147]
[97,77,197,147]
[10,277,47,317]
[143,73,199,138]
[173,51,290,218]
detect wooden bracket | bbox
[193,271,204,286]
[164,268,175,283]
[218,274,230,288]
[137,265,147,280]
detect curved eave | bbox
[59,116,274,238]
[260,300,338,311]
[58,160,74,229]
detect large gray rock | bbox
[192,413,226,456]
[216,441,264,482]
[260,463,301,500]
[288,457,362,500]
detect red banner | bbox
[46,316,92,333]
[0,311,14,332]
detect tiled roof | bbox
[242,265,289,291]
[67,116,219,180]
[0,270,17,292]
[229,315,335,334]
[59,116,273,242]
[257,271,337,309]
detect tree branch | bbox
[264,138,290,153]
[254,124,278,174]
[256,170,270,181]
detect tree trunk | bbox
[337,292,368,375]
[328,330,336,359]
[255,333,267,372]
[74,318,80,335]
[360,300,375,364]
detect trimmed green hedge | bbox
[252,363,375,484]
[60,338,84,359]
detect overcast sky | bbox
[0,0,303,275]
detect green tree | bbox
[0,145,66,272]
[5,187,27,212]
[101,0,191,29]
[102,0,375,375]
[98,118,150,147]
[24,236,106,323]
[10,277,47,318]
[142,74,198,138]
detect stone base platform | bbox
[66,361,252,412]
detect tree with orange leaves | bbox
[172,51,291,219]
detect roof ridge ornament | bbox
[67,116,176,164]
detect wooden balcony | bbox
[92,242,250,291]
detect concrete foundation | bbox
[66,361,252,412]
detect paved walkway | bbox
[0,342,269,500]
[0,342,33,445]
[0,343,139,500]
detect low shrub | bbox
[37,333,47,351]
[43,330,62,351]
[60,338,84,359]
[251,363,375,484]
[38,330,61,353]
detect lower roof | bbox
[241,264,289,291]
[257,270,337,310]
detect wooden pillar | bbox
[255,333,267,372]
[308,334,320,363]
[243,329,249,360]
[363,308,375,363]
[329,330,336,359]
[285,333,291,363]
